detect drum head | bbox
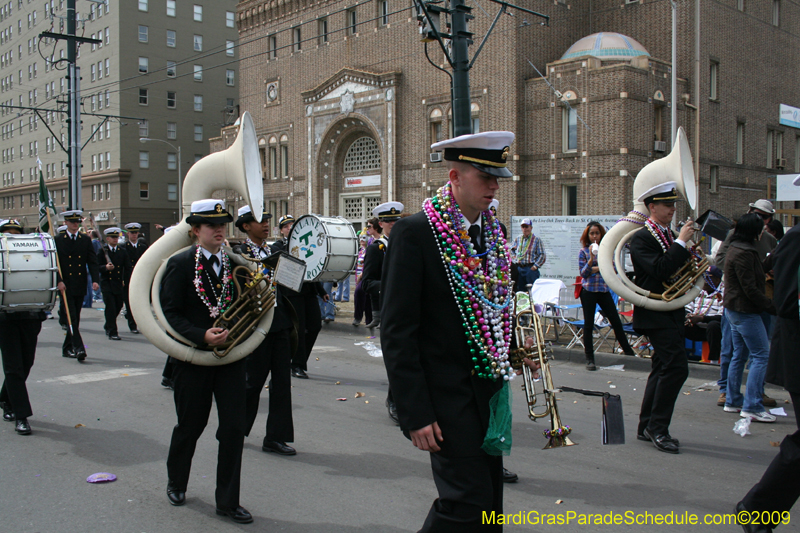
[288,215,358,282]
[0,233,58,311]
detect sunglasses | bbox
[755,212,772,220]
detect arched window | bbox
[343,136,381,173]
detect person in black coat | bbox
[737,220,800,531]
[55,210,100,362]
[123,222,148,333]
[382,131,517,531]
[99,227,130,340]
[629,183,696,454]
[235,206,297,457]
[0,220,46,436]
[272,215,328,380]
[361,202,402,329]
[159,199,253,525]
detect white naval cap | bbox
[124,222,142,230]
[186,199,233,224]
[372,201,404,221]
[637,181,680,203]
[104,227,123,236]
[57,224,68,233]
[61,209,83,221]
[431,131,515,178]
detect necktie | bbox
[468,225,483,254]
[209,255,220,276]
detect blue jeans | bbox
[517,265,540,291]
[334,277,350,302]
[725,309,771,412]
[319,282,336,320]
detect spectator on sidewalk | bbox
[684,267,723,362]
[352,234,373,326]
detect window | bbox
[767,130,774,169]
[269,145,277,179]
[226,11,234,28]
[138,57,148,74]
[736,122,744,164]
[139,151,149,168]
[167,0,175,17]
[105,58,109,77]
[226,40,235,56]
[281,144,289,177]
[193,65,202,81]
[138,0,147,12]
[106,152,110,169]
[293,27,301,52]
[167,183,178,201]
[776,132,784,165]
[167,91,177,108]
[139,120,149,137]
[709,165,719,193]
[429,108,443,144]
[138,25,148,43]
[226,69,235,86]
[562,106,577,152]
[193,94,203,111]
[167,122,177,139]
[139,182,149,199]
[166,61,176,77]
[105,27,109,45]
[193,34,202,51]
[90,63,96,81]
[269,35,277,59]
[772,0,780,26]
[347,9,357,35]
[139,88,148,105]
[194,124,203,142]
[654,105,663,142]
[380,0,388,25]
[166,30,176,48]
[167,152,177,170]
[562,185,577,216]
[709,60,719,100]
[193,4,202,21]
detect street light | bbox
[139,137,182,219]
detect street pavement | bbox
[0,307,797,532]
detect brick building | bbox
[212,0,800,237]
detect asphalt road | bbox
[1,309,797,532]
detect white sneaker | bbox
[740,410,776,423]
[723,405,742,413]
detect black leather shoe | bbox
[75,350,87,362]
[291,367,308,379]
[108,334,121,341]
[216,506,253,524]
[130,328,140,334]
[1,401,15,422]
[161,377,174,390]
[365,317,381,328]
[166,482,186,506]
[62,349,76,359]
[643,428,679,454]
[637,431,680,446]
[15,418,31,435]
[736,501,773,533]
[262,440,297,456]
[585,359,597,371]
[502,468,519,483]
[386,398,399,425]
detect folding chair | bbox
[549,286,586,349]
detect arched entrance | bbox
[339,135,382,233]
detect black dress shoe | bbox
[62,349,77,359]
[130,328,140,334]
[291,367,308,379]
[637,431,680,446]
[643,427,679,454]
[386,398,399,425]
[166,482,186,506]
[585,358,597,371]
[15,418,32,435]
[502,468,519,483]
[736,501,773,533]
[365,317,381,328]
[216,506,253,524]
[262,440,297,456]
[161,377,174,390]
[75,350,87,362]
[108,334,121,341]
[1,401,15,422]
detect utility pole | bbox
[416,0,548,137]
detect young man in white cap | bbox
[99,227,130,340]
[510,218,546,291]
[159,199,253,524]
[630,182,695,454]
[55,210,100,362]
[382,131,519,530]
[123,222,148,333]
[361,201,403,330]
[235,206,297,457]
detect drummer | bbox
[0,220,47,435]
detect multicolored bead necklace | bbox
[423,182,514,382]
[192,246,233,318]
[645,219,674,254]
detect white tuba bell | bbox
[598,126,705,311]
[128,112,274,365]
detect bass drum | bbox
[288,215,358,283]
[0,233,58,312]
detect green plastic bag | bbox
[482,381,513,456]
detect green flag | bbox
[37,160,56,233]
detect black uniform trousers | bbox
[245,329,294,442]
[102,290,124,336]
[421,453,503,532]
[636,325,689,436]
[123,286,137,331]
[362,279,381,315]
[287,291,321,371]
[579,290,634,357]
[0,318,42,419]
[62,294,87,355]
[167,358,247,509]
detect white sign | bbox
[776,174,800,201]
[780,104,800,129]
[508,215,623,284]
[344,175,381,188]
[96,211,109,221]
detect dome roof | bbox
[561,32,650,61]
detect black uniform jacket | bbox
[99,245,130,295]
[270,238,327,299]
[381,211,503,458]
[629,226,690,330]
[239,241,293,332]
[766,224,800,394]
[124,240,149,271]
[55,232,101,296]
[360,236,387,283]
[160,245,240,349]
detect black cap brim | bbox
[471,163,513,178]
[186,213,234,225]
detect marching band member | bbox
[100,228,130,341]
[630,182,695,454]
[0,220,45,435]
[382,131,516,530]
[235,206,297,456]
[55,210,100,362]
[159,199,252,524]
[123,222,148,334]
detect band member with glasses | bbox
[99,227,130,341]
[123,222,148,334]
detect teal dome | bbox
[561,32,650,61]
